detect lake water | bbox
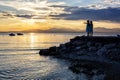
[0,33,118,80]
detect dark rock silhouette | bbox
[39,36,120,62]
[39,36,120,80]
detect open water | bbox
[0,33,117,80]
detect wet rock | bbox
[38,36,120,80]
[81,45,88,49]
[49,52,59,56]
[39,46,60,56]
[82,69,95,76]
[104,74,120,80]
[116,43,120,48]
[49,46,57,52]
[104,44,116,49]
[39,36,120,61]
[105,49,120,62]
[95,43,102,49]
[96,46,107,56]
[65,42,71,47]
[96,70,105,75]
[69,65,81,74]
[75,46,81,50]
[69,63,101,76]
[72,41,85,47]
[89,47,97,52]
[87,42,95,47]
[76,50,88,56]
[59,44,66,50]
[39,49,49,55]
[70,36,81,42]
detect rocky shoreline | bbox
[39,36,120,80]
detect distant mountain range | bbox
[94,27,120,33]
[23,28,81,33]
[23,27,120,33]
[0,27,120,33]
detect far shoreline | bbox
[0,32,120,36]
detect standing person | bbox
[86,20,90,36]
[89,21,93,36]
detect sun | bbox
[22,19,35,24]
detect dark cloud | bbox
[0,11,14,18]
[50,7,120,22]
[1,2,120,23]
[15,14,34,19]
[14,14,47,20]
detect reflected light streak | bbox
[30,33,35,48]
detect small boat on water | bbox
[17,33,23,35]
[9,33,15,36]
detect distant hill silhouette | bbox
[0,27,120,33]
[94,27,120,33]
[23,27,120,33]
[23,28,82,33]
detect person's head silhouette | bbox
[87,20,89,24]
[90,21,93,25]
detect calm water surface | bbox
[0,33,85,80]
[0,33,117,80]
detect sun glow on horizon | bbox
[0,18,120,32]
[0,0,120,32]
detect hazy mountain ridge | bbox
[25,27,120,33]
[0,27,120,33]
[94,27,120,33]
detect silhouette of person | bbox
[86,20,93,36]
[86,20,90,36]
[89,21,93,36]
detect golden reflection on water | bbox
[0,33,77,50]
[0,33,95,80]
[30,33,35,48]
[28,33,75,49]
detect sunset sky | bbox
[0,0,120,32]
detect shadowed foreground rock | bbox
[39,36,120,62]
[39,36,120,80]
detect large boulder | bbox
[75,46,81,51]
[70,36,81,42]
[116,43,120,48]
[49,46,57,52]
[87,42,95,47]
[76,50,88,56]
[39,49,49,55]
[95,43,103,49]
[65,42,71,47]
[72,41,85,47]
[104,44,116,49]
[80,44,88,49]
[96,46,107,56]
[89,47,97,52]
[59,44,66,50]
[96,44,116,56]
[39,46,60,56]
[105,49,120,62]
